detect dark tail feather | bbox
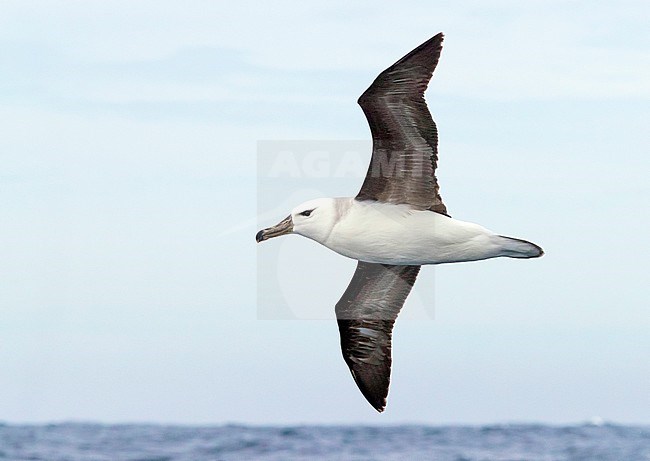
[498,236,544,259]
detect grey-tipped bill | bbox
[256,215,293,243]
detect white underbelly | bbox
[324,202,502,265]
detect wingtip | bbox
[357,382,388,413]
[417,32,445,50]
[431,31,444,44]
[435,32,444,48]
[366,394,387,413]
[349,367,390,413]
[363,388,388,413]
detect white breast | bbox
[323,200,504,265]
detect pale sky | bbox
[1,0,648,425]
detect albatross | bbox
[256,32,543,412]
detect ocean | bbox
[0,423,648,461]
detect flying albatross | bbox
[256,32,543,412]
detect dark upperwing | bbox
[356,32,448,216]
[335,262,420,412]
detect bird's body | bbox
[256,32,543,412]
[294,197,542,265]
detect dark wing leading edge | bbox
[335,262,420,412]
[356,32,448,216]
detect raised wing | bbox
[356,32,448,216]
[335,262,420,412]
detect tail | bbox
[498,235,544,259]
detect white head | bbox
[256,198,340,245]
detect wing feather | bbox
[356,32,448,216]
[335,262,420,412]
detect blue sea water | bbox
[0,423,648,461]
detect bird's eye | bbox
[300,209,314,217]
